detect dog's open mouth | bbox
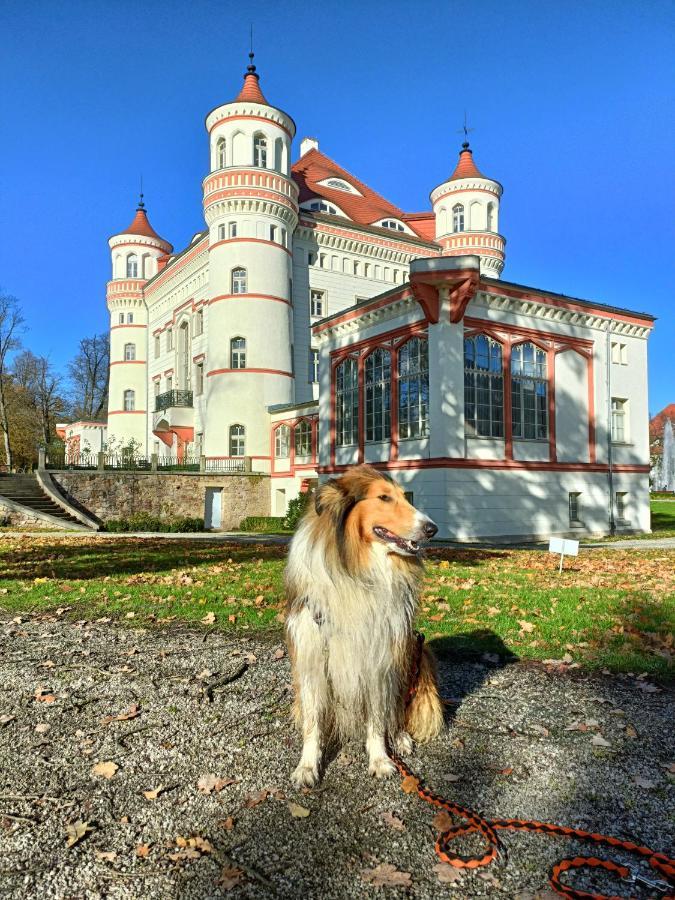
[372,525,420,555]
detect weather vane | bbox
[457,111,474,145]
[248,24,255,71]
[138,174,144,209]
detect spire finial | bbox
[247,24,256,73]
[457,110,474,149]
[138,174,145,210]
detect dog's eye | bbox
[378,494,392,502]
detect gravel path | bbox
[0,614,673,899]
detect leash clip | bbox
[625,869,671,893]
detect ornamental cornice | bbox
[203,168,299,202]
[313,295,421,344]
[144,241,209,298]
[108,233,171,252]
[206,102,296,137]
[295,224,437,266]
[204,196,298,228]
[474,292,652,339]
[431,178,502,205]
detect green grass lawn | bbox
[651,499,675,535]
[0,535,672,676]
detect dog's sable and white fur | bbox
[285,465,444,787]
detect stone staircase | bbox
[0,473,87,528]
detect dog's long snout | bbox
[423,519,438,539]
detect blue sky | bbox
[1,0,673,413]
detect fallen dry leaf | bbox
[287,801,310,818]
[531,724,550,737]
[66,819,93,848]
[400,775,420,794]
[219,866,245,889]
[201,611,216,625]
[219,816,235,831]
[433,862,464,884]
[432,810,453,832]
[35,723,50,734]
[197,774,237,795]
[244,789,269,808]
[142,785,165,801]
[625,724,638,738]
[136,844,151,858]
[0,714,15,726]
[34,687,56,704]
[273,647,285,660]
[518,620,535,633]
[361,863,412,888]
[101,704,140,726]
[380,810,405,832]
[91,761,118,779]
[95,850,117,862]
[591,734,611,748]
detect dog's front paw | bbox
[291,763,319,789]
[369,755,397,779]
[393,731,414,755]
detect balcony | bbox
[155,389,193,413]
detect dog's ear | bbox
[314,478,352,521]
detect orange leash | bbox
[400,635,675,899]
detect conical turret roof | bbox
[449,142,484,180]
[115,198,172,250]
[234,52,268,104]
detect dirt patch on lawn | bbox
[0,613,673,898]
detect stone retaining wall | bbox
[52,472,270,530]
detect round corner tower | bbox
[202,55,298,464]
[106,199,173,451]
[431,143,505,278]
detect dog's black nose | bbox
[423,520,438,539]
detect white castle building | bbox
[93,57,654,539]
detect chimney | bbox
[300,137,319,156]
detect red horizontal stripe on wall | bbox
[108,410,147,415]
[110,324,147,330]
[206,367,293,378]
[209,237,292,256]
[109,360,146,366]
[209,292,290,306]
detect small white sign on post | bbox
[548,537,580,573]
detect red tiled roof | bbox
[119,206,171,248]
[449,143,484,181]
[402,212,437,241]
[235,72,268,104]
[292,148,435,241]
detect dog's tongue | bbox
[373,526,419,554]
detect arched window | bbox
[229,424,245,457]
[124,342,136,361]
[216,137,226,168]
[178,321,190,389]
[231,267,247,294]
[253,134,267,167]
[452,204,465,232]
[511,342,548,440]
[295,420,312,456]
[230,336,246,369]
[398,337,429,439]
[335,357,358,447]
[486,202,495,232]
[365,348,391,442]
[464,335,503,437]
[126,254,138,277]
[123,389,135,411]
[275,424,290,458]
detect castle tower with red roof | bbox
[201,53,298,461]
[430,143,505,278]
[106,197,173,449]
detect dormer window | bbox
[380,219,405,232]
[317,177,362,196]
[310,200,338,215]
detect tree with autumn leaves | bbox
[0,290,109,471]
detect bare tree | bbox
[67,333,109,420]
[12,350,65,447]
[0,292,25,471]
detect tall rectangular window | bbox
[569,492,582,524]
[275,424,290,458]
[167,327,173,351]
[310,290,325,317]
[230,337,246,369]
[511,342,548,440]
[335,357,359,446]
[611,398,627,442]
[166,375,173,391]
[229,222,237,238]
[194,309,203,336]
[218,224,226,241]
[464,334,504,437]
[123,389,135,412]
[154,335,160,358]
[195,362,204,395]
[309,348,319,384]
[270,224,277,242]
[398,337,429,439]
[365,348,391,442]
[616,491,628,521]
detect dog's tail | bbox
[405,644,444,743]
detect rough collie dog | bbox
[285,465,444,788]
